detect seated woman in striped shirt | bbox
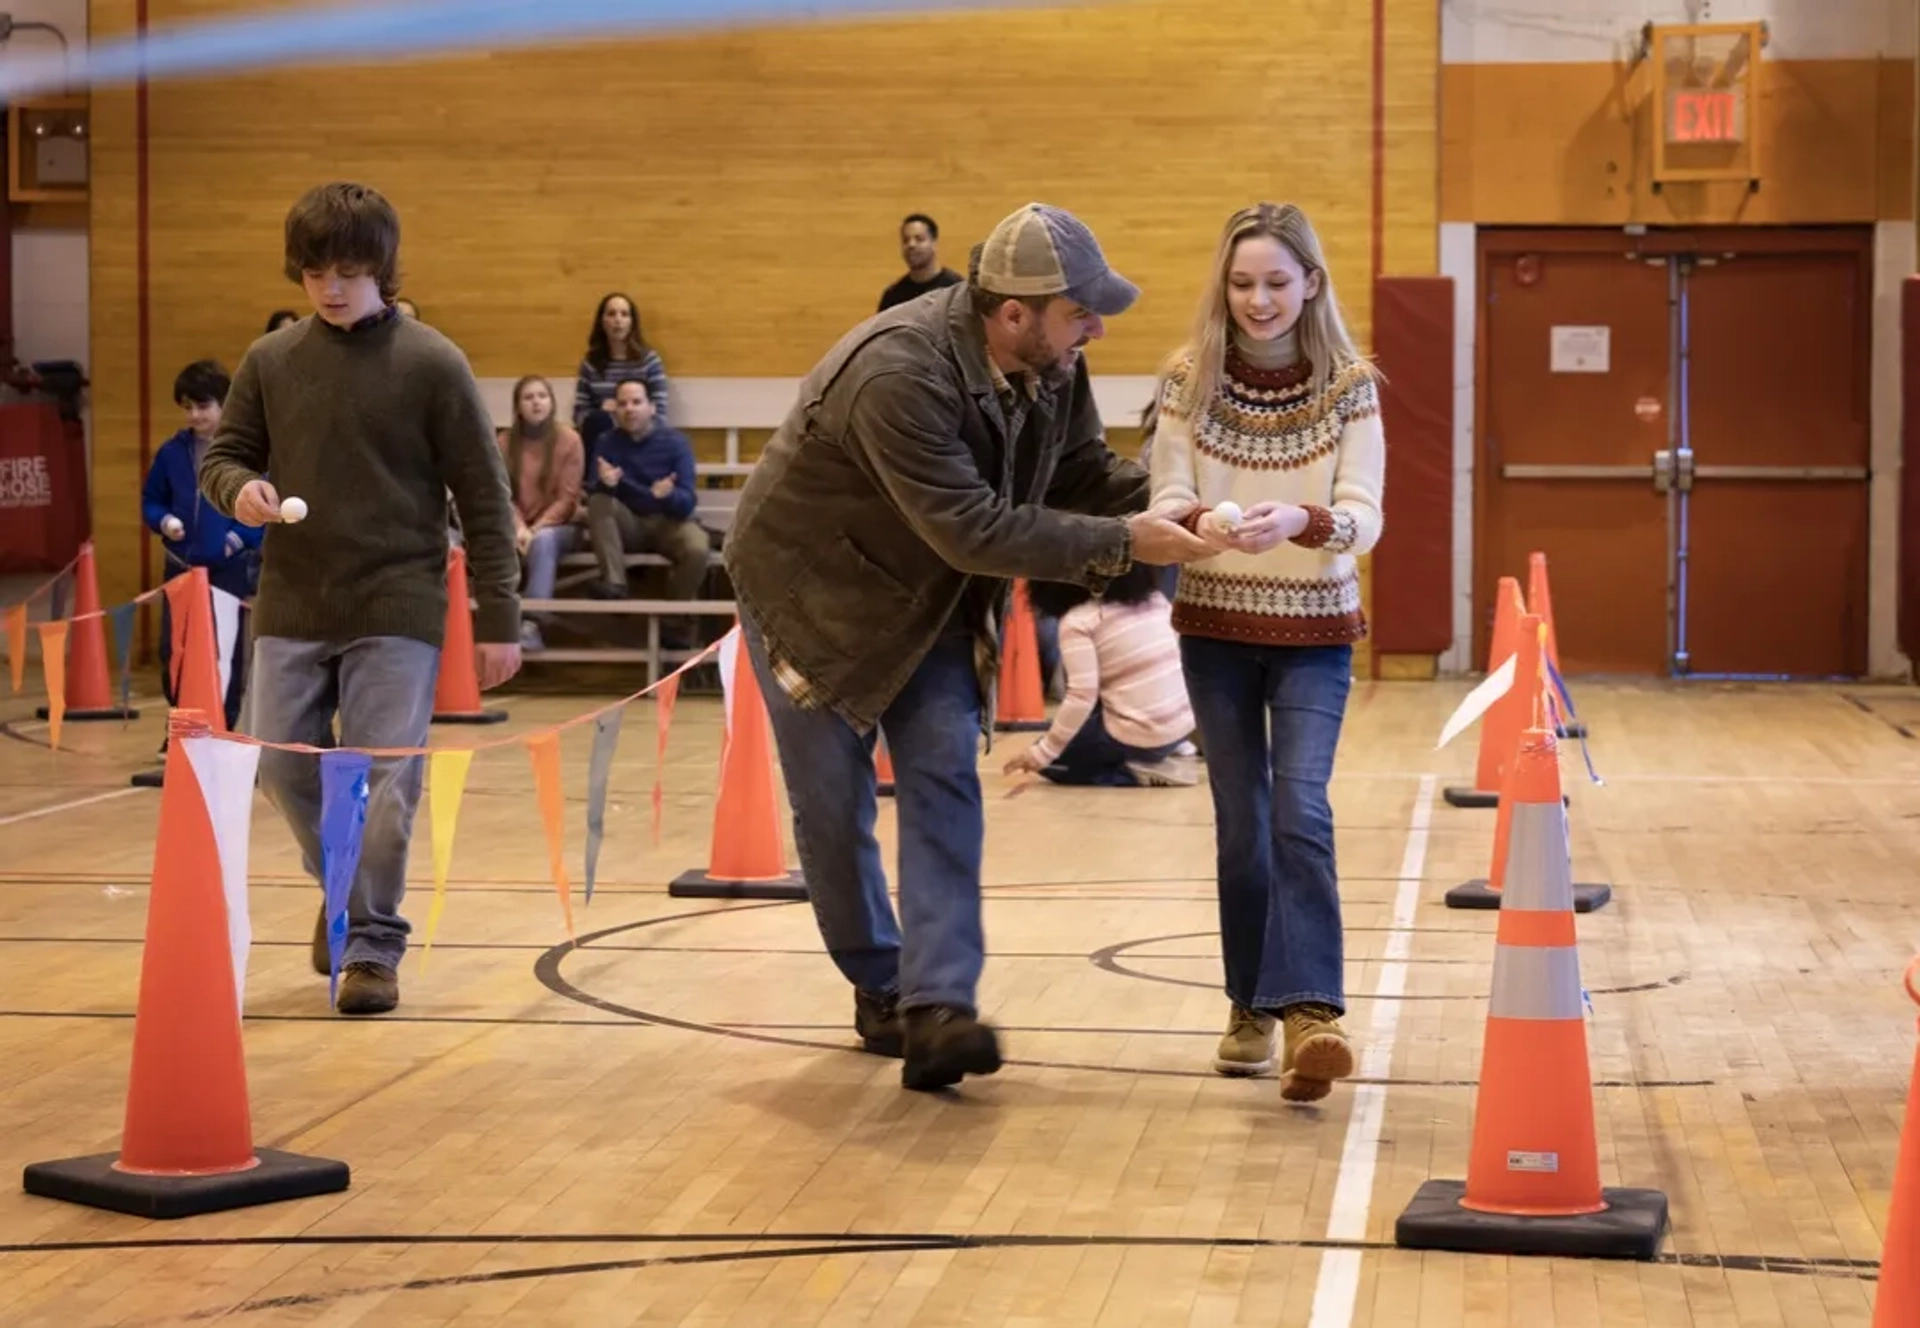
[1003,563,1199,788]
[573,291,672,449]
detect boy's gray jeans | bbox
[243,635,441,971]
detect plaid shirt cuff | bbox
[768,652,824,710]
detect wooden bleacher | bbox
[477,373,1160,681]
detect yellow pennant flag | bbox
[527,731,575,942]
[36,620,67,751]
[4,603,25,694]
[418,748,475,971]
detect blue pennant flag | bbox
[1544,658,1603,787]
[584,707,625,907]
[318,751,373,1000]
[106,602,137,716]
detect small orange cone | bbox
[23,709,350,1218]
[1445,577,1526,808]
[132,569,226,790]
[1445,616,1611,913]
[876,730,896,798]
[1527,551,1587,740]
[1875,957,1920,1326]
[36,542,137,722]
[1396,723,1667,1259]
[669,627,806,900]
[994,580,1048,733]
[432,546,507,725]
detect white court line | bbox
[0,786,147,829]
[1307,771,1436,1328]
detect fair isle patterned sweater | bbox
[1147,333,1385,646]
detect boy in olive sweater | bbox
[200,181,522,1016]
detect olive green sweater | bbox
[200,309,521,647]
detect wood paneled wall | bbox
[1442,57,1913,225]
[88,0,1440,677]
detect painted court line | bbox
[1307,771,1435,1328]
[0,787,147,829]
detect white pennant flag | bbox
[1435,652,1517,751]
[211,586,243,703]
[182,734,262,1011]
[716,623,742,736]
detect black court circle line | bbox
[531,909,1710,1088]
[1091,931,1692,1001]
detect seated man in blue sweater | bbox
[140,359,263,734]
[585,379,709,646]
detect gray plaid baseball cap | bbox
[973,203,1139,317]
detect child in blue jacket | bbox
[140,359,261,732]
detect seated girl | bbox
[1004,563,1199,788]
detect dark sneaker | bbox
[901,1005,1002,1092]
[336,962,398,1016]
[855,988,903,1057]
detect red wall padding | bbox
[0,401,89,573]
[1901,277,1920,666]
[1369,275,1455,656]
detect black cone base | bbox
[1443,786,1499,808]
[38,705,139,722]
[1445,879,1613,913]
[1557,721,1588,740]
[1395,1179,1668,1261]
[431,709,508,725]
[993,719,1048,733]
[877,781,895,797]
[669,868,807,901]
[130,768,165,788]
[23,1147,350,1220]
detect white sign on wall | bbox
[1550,325,1610,374]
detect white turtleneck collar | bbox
[1231,323,1301,371]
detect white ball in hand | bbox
[1213,500,1243,528]
[280,496,308,524]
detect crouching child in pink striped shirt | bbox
[1004,563,1199,788]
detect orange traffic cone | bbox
[23,709,350,1218]
[1396,723,1667,1258]
[1875,957,1920,1326]
[35,542,137,723]
[432,546,507,725]
[994,580,1048,733]
[1444,577,1526,808]
[1527,551,1587,741]
[132,569,228,790]
[669,627,806,900]
[1445,615,1611,913]
[876,730,896,798]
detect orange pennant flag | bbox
[653,674,680,846]
[527,731,575,941]
[36,620,67,751]
[4,603,25,694]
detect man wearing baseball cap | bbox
[725,203,1216,1092]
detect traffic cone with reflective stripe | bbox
[1873,956,1920,1326]
[1528,551,1586,741]
[1444,576,1525,808]
[1396,722,1668,1259]
[1446,613,1611,913]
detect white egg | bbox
[1213,500,1243,527]
[280,496,308,523]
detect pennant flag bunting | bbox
[652,674,680,846]
[584,707,624,907]
[5,603,25,694]
[163,577,193,696]
[181,734,263,1010]
[419,748,474,969]
[716,623,741,736]
[527,732,575,941]
[108,602,138,715]
[48,571,66,623]
[211,587,243,703]
[36,621,67,750]
[318,751,373,1001]
[1435,652,1516,751]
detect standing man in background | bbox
[877,213,963,311]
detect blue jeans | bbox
[1039,702,1182,787]
[244,635,441,971]
[521,524,577,600]
[1180,636,1353,1015]
[743,615,986,1014]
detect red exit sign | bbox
[1669,89,1741,144]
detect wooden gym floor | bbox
[0,674,1915,1326]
